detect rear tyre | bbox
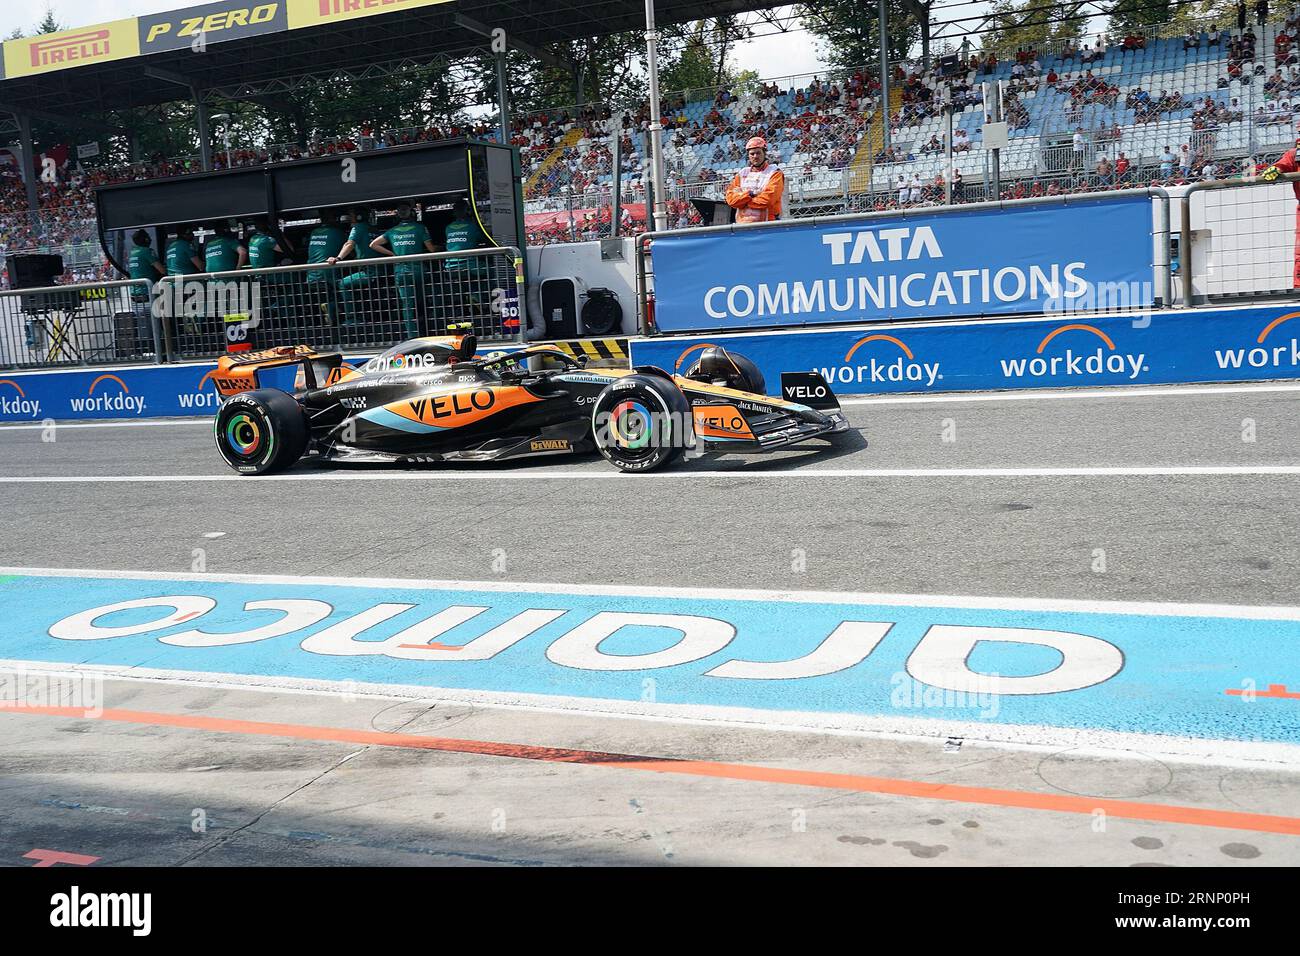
[214,388,308,475]
[592,374,691,472]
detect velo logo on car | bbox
[363,386,541,432]
[815,333,942,388]
[1213,310,1300,372]
[692,404,754,440]
[68,375,147,416]
[1000,322,1148,382]
[0,379,41,419]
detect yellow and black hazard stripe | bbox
[546,338,629,363]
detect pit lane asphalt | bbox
[2,382,1299,867]
[1,382,1298,604]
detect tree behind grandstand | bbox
[980,0,1085,55]
[799,0,921,76]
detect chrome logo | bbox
[610,400,652,449]
[225,413,262,456]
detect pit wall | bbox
[629,303,1300,395]
[3,304,1299,423]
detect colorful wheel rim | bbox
[610,399,653,450]
[224,413,262,457]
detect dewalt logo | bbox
[529,438,571,452]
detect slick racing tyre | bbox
[214,388,308,475]
[592,374,691,472]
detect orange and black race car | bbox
[210,334,850,474]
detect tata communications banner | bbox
[650,198,1155,333]
[630,304,1300,396]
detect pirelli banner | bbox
[0,0,454,79]
[2,19,139,79]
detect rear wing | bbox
[212,345,343,398]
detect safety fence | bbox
[0,279,154,370]
[1181,172,1300,303]
[0,247,524,371]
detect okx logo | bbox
[1000,323,1147,382]
[817,333,942,388]
[1213,311,1300,373]
[0,379,41,419]
[70,374,147,415]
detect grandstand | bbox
[6,6,1300,269]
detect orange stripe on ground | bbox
[8,705,1300,837]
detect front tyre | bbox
[214,388,308,475]
[592,374,691,472]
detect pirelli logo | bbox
[286,0,450,28]
[4,19,139,76]
[29,29,111,67]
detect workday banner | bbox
[650,197,1155,333]
[630,304,1300,396]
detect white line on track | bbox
[0,419,211,431]
[7,564,1300,620]
[3,465,1300,482]
[838,381,1300,405]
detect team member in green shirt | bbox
[165,227,203,276]
[306,209,347,326]
[203,222,247,273]
[164,227,204,339]
[328,208,378,328]
[441,197,492,334]
[245,219,293,322]
[127,229,165,282]
[127,230,164,353]
[443,198,487,273]
[246,219,292,269]
[369,203,438,338]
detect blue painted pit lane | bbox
[0,569,1296,748]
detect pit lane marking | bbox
[3,566,1299,767]
[4,466,1300,482]
[7,704,1300,837]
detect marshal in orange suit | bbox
[725,136,785,224]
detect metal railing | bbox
[0,279,154,370]
[1180,171,1300,304]
[157,247,525,362]
[1,247,525,371]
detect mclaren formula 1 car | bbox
[210,333,849,474]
